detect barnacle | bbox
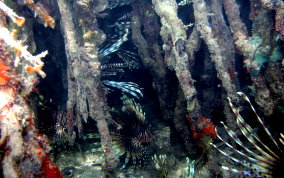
[212,92,284,177]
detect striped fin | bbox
[102,80,143,99]
[215,126,266,166]
[237,92,281,152]
[212,92,284,177]
[109,21,132,32]
[98,28,129,57]
[213,125,266,168]
[100,63,128,70]
[108,0,129,9]
[221,119,276,165]
[117,49,140,62]
[221,166,259,177]
[280,133,284,146]
[121,95,145,122]
[212,143,270,177]
[117,49,141,70]
[117,12,133,21]
[178,0,192,6]
[214,125,272,171]
[228,96,280,161]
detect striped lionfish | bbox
[102,80,143,99]
[98,28,129,58]
[117,48,141,70]
[178,0,192,6]
[52,110,69,144]
[110,95,154,169]
[212,92,284,177]
[98,11,132,58]
[108,0,129,10]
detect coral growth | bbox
[186,114,217,140]
[186,114,216,148]
[23,0,55,29]
[0,61,10,85]
[0,1,61,177]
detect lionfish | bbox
[110,95,154,168]
[212,92,284,177]
[52,110,69,144]
[178,0,192,6]
[108,0,129,10]
[117,48,141,70]
[100,48,141,78]
[102,80,143,99]
[98,11,132,58]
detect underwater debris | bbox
[212,92,284,177]
[102,80,143,99]
[186,114,217,140]
[0,8,47,77]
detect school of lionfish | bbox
[98,0,153,167]
[52,0,284,175]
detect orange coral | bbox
[26,64,46,78]
[0,1,25,27]
[24,0,55,29]
[14,16,25,27]
[186,114,217,140]
[0,61,10,85]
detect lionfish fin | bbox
[121,95,145,123]
[228,96,280,161]
[237,92,281,152]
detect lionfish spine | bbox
[237,92,281,152]
[108,0,129,9]
[213,128,271,170]
[98,28,129,57]
[102,81,143,99]
[280,133,284,145]
[228,97,280,161]
[220,121,276,165]
[178,0,192,6]
[221,166,260,177]
[117,12,133,21]
[100,63,128,70]
[213,141,271,176]
[117,49,140,61]
[121,95,145,122]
